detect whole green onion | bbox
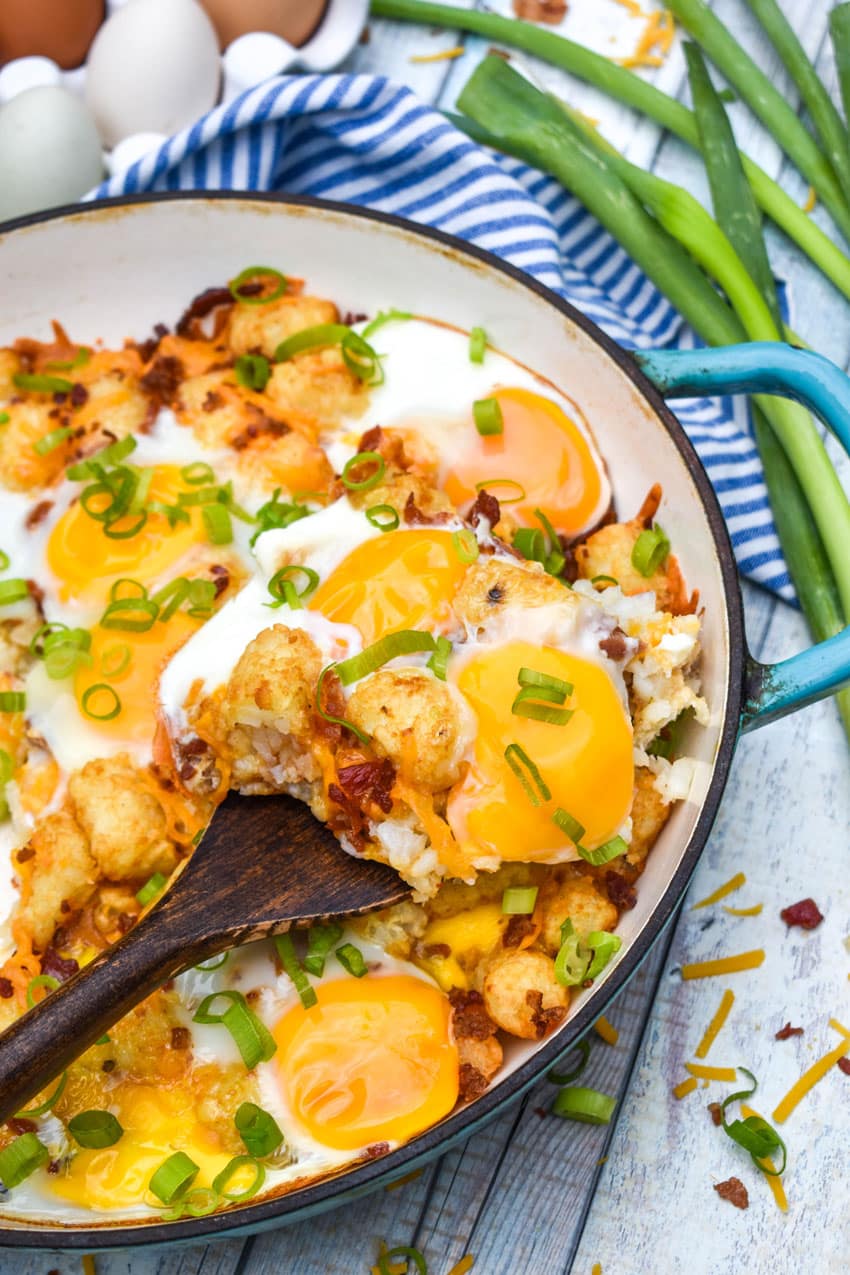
[830,5,850,136]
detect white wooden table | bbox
[5,2,850,1272]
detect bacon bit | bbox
[780,897,823,930]
[410,44,466,63]
[773,1018,850,1123]
[423,942,451,958]
[775,1022,804,1040]
[358,424,411,472]
[673,1076,698,1099]
[175,286,234,339]
[69,383,88,408]
[487,46,512,60]
[7,1117,37,1136]
[40,947,79,982]
[202,389,223,413]
[695,988,735,1059]
[525,988,566,1038]
[0,977,13,999]
[170,1026,190,1051]
[403,492,454,527]
[708,1101,722,1126]
[681,950,765,980]
[692,872,746,909]
[210,564,230,596]
[604,869,637,911]
[140,355,185,406]
[502,914,536,948]
[469,488,501,531]
[359,23,370,44]
[102,1058,116,1073]
[598,627,631,661]
[458,1062,490,1102]
[229,405,291,451]
[132,322,169,362]
[25,500,53,531]
[336,758,396,815]
[449,989,498,1041]
[837,1057,850,1075]
[512,0,567,21]
[714,1176,749,1209]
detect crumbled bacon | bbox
[708,1102,722,1127]
[503,914,536,948]
[422,943,451,958]
[525,989,566,1038]
[403,492,454,526]
[25,500,53,530]
[604,870,637,911]
[313,668,346,744]
[513,0,567,21]
[229,406,291,451]
[69,383,88,408]
[210,564,230,596]
[713,1177,749,1209]
[6,1118,37,1136]
[341,311,369,327]
[599,627,631,661]
[838,1057,850,1076]
[140,355,185,406]
[175,286,234,339]
[0,977,13,999]
[775,1022,804,1040]
[170,1026,190,1051]
[469,488,500,531]
[357,424,410,470]
[458,1063,490,1102]
[202,389,224,413]
[780,898,823,930]
[336,758,396,815]
[132,323,169,362]
[40,947,79,981]
[449,989,497,1041]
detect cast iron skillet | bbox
[0,192,848,1249]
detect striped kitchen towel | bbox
[92,72,791,599]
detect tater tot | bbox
[482,949,568,1039]
[68,756,176,882]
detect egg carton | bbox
[0,0,368,179]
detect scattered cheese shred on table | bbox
[592,1264,603,1275]
[612,0,645,13]
[723,903,763,917]
[681,949,765,979]
[82,1259,97,1275]
[695,988,735,1059]
[740,1104,789,1213]
[619,9,675,68]
[447,1257,475,1275]
[410,45,465,63]
[772,1018,850,1124]
[685,1062,737,1082]
[692,873,746,909]
[803,186,817,212]
[595,1015,619,1045]
[673,1076,698,1099]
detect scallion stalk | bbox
[830,5,850,135]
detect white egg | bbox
[85,0,221,148]
[0,87,103,221]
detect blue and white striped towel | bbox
[93,73,791,599]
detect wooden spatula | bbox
[0,791,410,1125]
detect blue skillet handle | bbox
[633,342,850,732]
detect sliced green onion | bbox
[102,510,149,541]
[109,577,147,602]
[187,579,217,617]
[202,503,233,546]
[151,578,189,623]
[0,549,8,570]
[43,629,91,680]
[513,527,546,562]
[469,325,487,363]
[631,525,670,577]
[0,1132,49,1187]
[511,689,573,725]
[192,990,276,1069]
[548,1038,591,1085]
[585,931,622,981]
[578,836,628,867]
[196,952,229,972]
[212,1155,265,1202]
[304,922,343,977]
[591,575,618,588]
[0,579,29,607]
[250,489,310,544]
[474,478,525,503]
[0,413,9,424]
[366,503,400,532]
[554,921,591,987]
[235,1102,284,1158]
[234,354,271,393]
[274,324,383,385]
[472,396,503,436]
[518,667,571,696]
[0,748,14,820]
[427,635,452,681]
[315,665,371,746]
[15,1071,67,1118]
[452,528,479,563]
[13,372,73,394]
[551,1085,616,1124]
[33,426,73,456]
[229,266,287,306]
[26,974,59,1009]
[266,565,319,610]
[274,934,318,1010]
[552,808,585,844]
[46,347,91,371]
[719,1068,786,1175]
[180,462,216,486]
[136,872,168,907]
[68,1109,124,1149]
[341,450,385,491]
[81,683,121,722]
[100,596,158,632]
[504,742,551,806]
[502,886,538,914]
[162,1186,221,1219]
[545,549,566,577]
[336,943,368,978]
[0,691,25,712]
[377,1248,427,1275]
[335,630,436,686]
[148,501,199,529]
[149,1151,200,1205]
[67,434,136,480]
[361,308,413,338]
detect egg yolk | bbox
[442,387,605,536]
[447,640,633,864]
[308,529,467,645]
[273,974,458,1152]
[51,1083,234,1212]
[46,464,205,605]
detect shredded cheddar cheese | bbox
[82,1258,97,1275]
[592,1265,603,1275]
[681,950,765,980]
[803,186,816,213]
[684,1062,737,1082]
[612,0,645,13]
[695,988,735,1059]
[410,45,465,63]
[773,1019,850,1124]
[619,9,675,69]
[692,873,746,909]
[594,1015,619,1046]
[740,1104,788,1212]
[447,1258,475,1275]
[673,1076,698,1099]
[722,904,763,917]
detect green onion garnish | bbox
[15,1071,67,1118]
[100,644,130,679]
[0,1132,49,1188]
[361,308,413,338]
[0,748,14,820]
[235,1102,284,1158]
[548,1038,591,1085]
[366,503,400,532]
[554,920,590,987]
[518,668,570,695]
[13,372,73,394]
[377,1248,427,1275]
[592,575,618,587]
[149,1151,200,1205]
[196,952,229,972]
[502,886,538,914]
[340,450,386,491]
[274,934,318,1010]
[577,835,628,867]
[81,683,121,722]
[193,990,276,1069]
[0,692,25,712]
[511,688,573,726]
[266,565,319,610]
[46,347,91,371]
[315,665,371,746]
[68,1110,124,1149]
[631,524,670,577]
[473,396,504,436]
[504,742,551,806]
[335,630,437,686]
[100,596,158,632]
[33,426,73,456]
[719,1067,787,1176]
[0,413,9,425]
[585,931,622,981]
[0,579,29,606]
[552,808,585,844]
[513,527,546,562]
[212,1155,266,1202]
[274,324,384,385]
[102,509,149,541]
[110,577,147,602]
[451,528,479,564]
[427,635,452,681]
[32,625,91,680]
[162,1186,221,1220]
[475,478,525,504]
[229,266,287,306]
[0,549,8,570]
[67,434,136,480]
[136,872,168,907]
[187,579,217,617]
[304,922,343,977]
[180,462,216,486]
[336,943,368,978]
[469,325,487,363]
[250,489,310,544]
[234,353,271,392]
[26,974,59,1008]
[551,1085,616,1125]
[202,503,233,545]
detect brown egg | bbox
[0,0,105,69]
[198,0,327,50]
